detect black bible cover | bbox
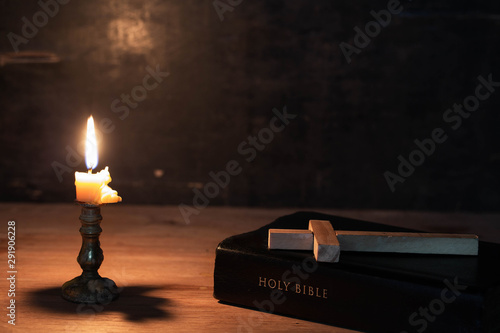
[213,211,500,333]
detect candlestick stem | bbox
[61,204,119,304]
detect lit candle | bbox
[75,116,122,204]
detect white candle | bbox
[74,116,121,204]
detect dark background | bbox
[0,0,499,211]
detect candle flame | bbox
[85,116,98,170]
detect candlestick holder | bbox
[61,203,119,304]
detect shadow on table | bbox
[30,285,172,322]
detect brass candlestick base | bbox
[62,203,119,304]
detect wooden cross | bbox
[268,220,479,263]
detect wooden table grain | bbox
[0,203,498,333]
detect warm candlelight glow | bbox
[85,116,98,170]
[75,116,121,204]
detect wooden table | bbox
[0,203,498,333]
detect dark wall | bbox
[1,0,499,211]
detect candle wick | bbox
[88,169,92,174]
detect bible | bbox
[213,211,500,333]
